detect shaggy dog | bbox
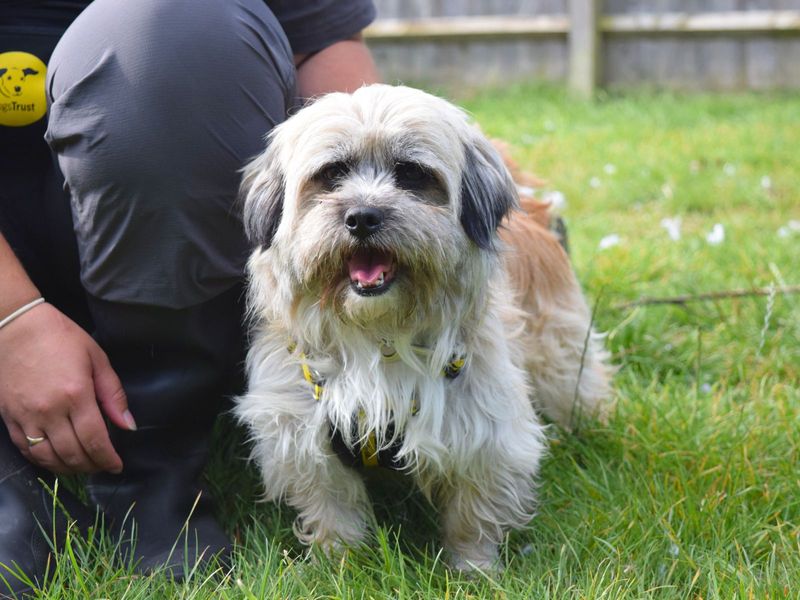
[235,84,611,570]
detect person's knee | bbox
[46,0,295,180]
[43,0,295,308]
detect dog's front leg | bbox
[247,408,373,554]
[438,469,528,571]
[440,498,504,572]
[285,444,373,554]
[434,414,544,572]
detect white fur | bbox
[235,85,610,570]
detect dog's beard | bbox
[283,191,486,335]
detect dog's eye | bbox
[316,162,350,189]
[394,162,432,189]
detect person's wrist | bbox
[0,280,42,320]
[0,297,46,330]
[0,298,48,347]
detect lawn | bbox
[19,86,800,599]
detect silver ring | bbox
[25,435,46,447]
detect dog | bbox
[235,84,611,570]
[0,67,38,98]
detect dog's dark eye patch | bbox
[393,161,436,191]
[313,161,351,191]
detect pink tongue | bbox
[348,251,391,285]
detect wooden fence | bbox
[365,1,800,93]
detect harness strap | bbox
[299,352,324,401]
[290,343,465,469]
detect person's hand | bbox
[0,302,136,474]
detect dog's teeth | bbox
[354,274,386,290]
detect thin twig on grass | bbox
[613,285,800,310]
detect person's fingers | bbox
[70,403,123,474]
[5,420,34,461]
[41,421,96,473]
[88,343,137,432]
[7,420,69,473]
[24,429,71,474]
[6,421,44,467]
[0,304,130,474]
[29,444,71,473]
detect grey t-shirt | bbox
[268,0,376,55]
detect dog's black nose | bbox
[344,207,384,239]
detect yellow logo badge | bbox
[0,51,48,127]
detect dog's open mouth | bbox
[347,247,396,296]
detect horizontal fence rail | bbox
[601,10,800,34]
[364,11,800,40]
[364,8,800,93]
[364,15,569,40]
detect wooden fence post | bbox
[568,0,602,97]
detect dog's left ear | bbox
[240,140,285,249]
[22,68,39,77]
[459,134,518,250]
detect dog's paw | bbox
[446,548,503,574]
[306,539,351,564]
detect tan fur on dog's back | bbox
[494,141,572,308]
[491,139,544,191]
[501,198,612,427]
[501,199,573,308]
[491,142,611,426]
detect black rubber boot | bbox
[85,285,247,576]
[0,426,92,599]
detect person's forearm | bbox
[0,233,41,320]
[294,36,379,100]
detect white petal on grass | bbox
[542,190,567,210]
[778,220,800,238]
[589,177,602,189]
[516,185,536,198]
[604,163,617,175]
[761,175,773,190]
[543,119,556,132]
[723,163,737,176]
[660,217,682,241]
[598,234,621,250]
[661,183,674,200]
[706,223,725,245]
[689,160,701,174]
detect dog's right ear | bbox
[459,133,518,250]
[0,68,6,77]
[240,140,285,249]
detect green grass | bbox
[13,85,800,599]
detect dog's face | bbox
[241,85,517,329]
[0,67,38,98]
